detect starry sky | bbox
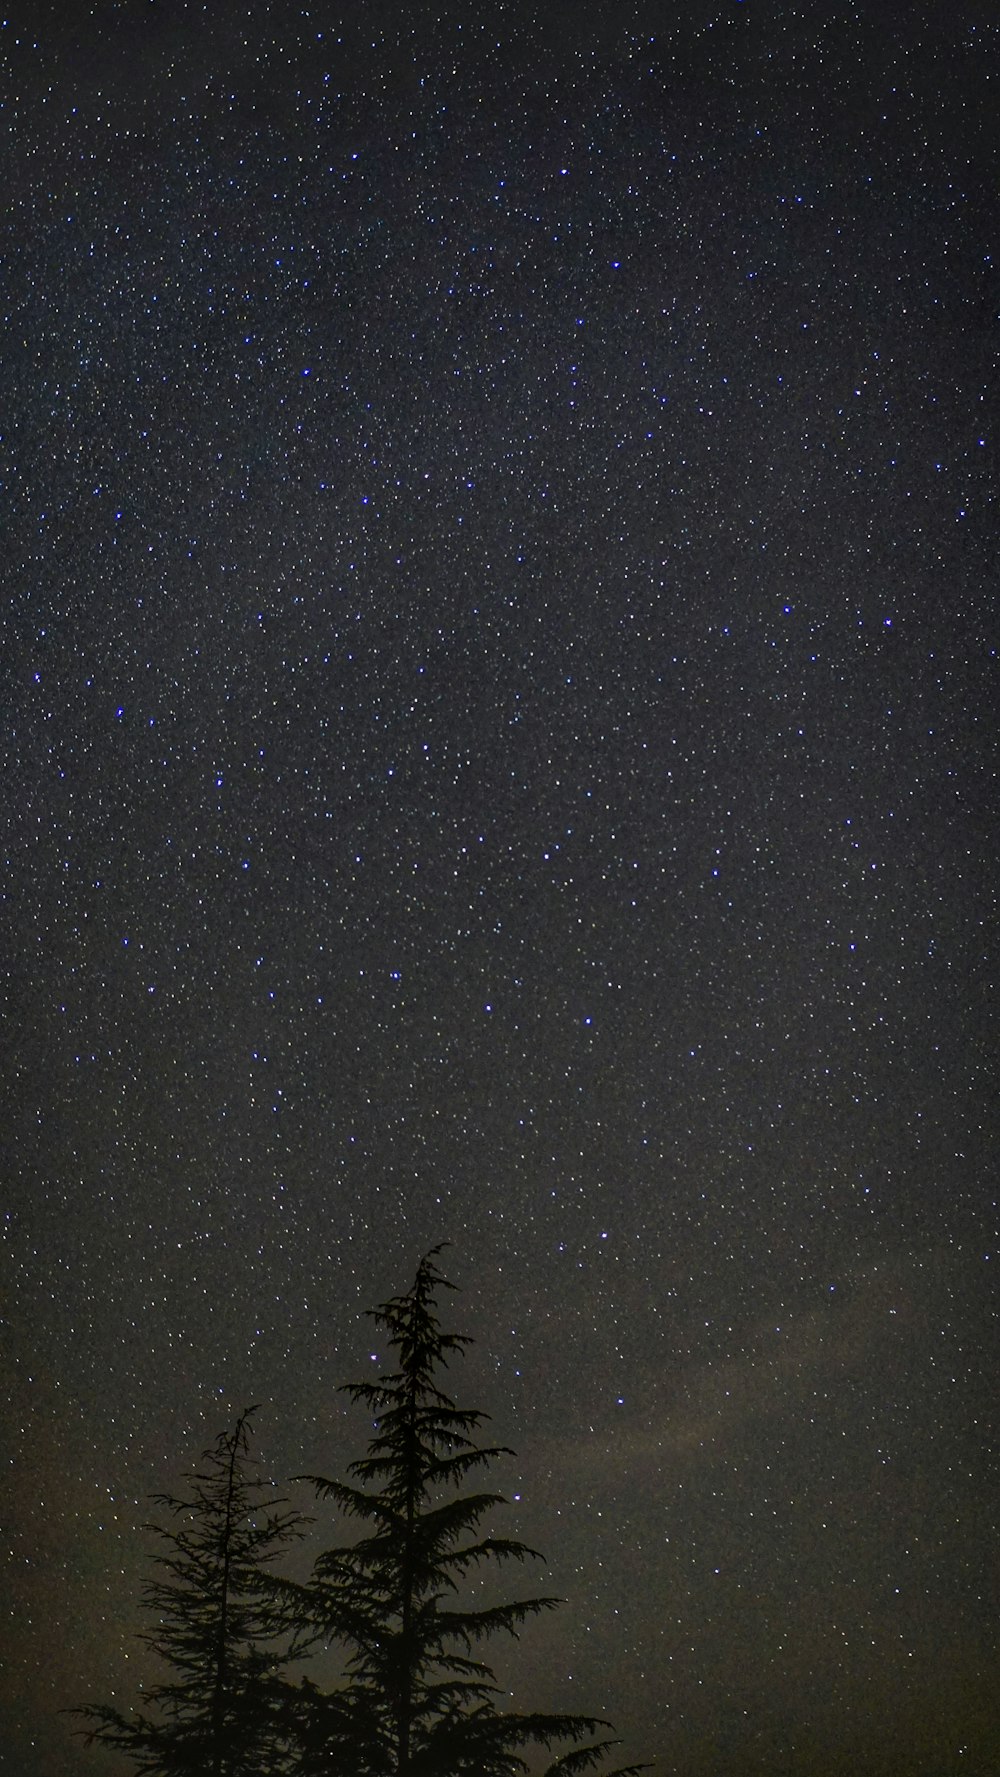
[3,1,998,1772]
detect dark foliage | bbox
[73,1407,307,1777]
[282,1246,648,1777]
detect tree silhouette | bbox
[74,1407,307,1777]
[283,1247,647,1777]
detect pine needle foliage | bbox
[289,1247,648,1777]
[73,1407,307,1777]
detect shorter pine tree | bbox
[74,1407,307,1777]
[284,1247,648,1777]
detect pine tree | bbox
[286,1247,647,1777]
[74,1407,307,1777]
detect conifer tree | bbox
[286,1247,647,1777]
[74,1407,306,1777]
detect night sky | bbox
[3,2,998,1773]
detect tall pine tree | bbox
[75,1407,306,1777]
[286,1247,647,1777]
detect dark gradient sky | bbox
[3,3,997,1773]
